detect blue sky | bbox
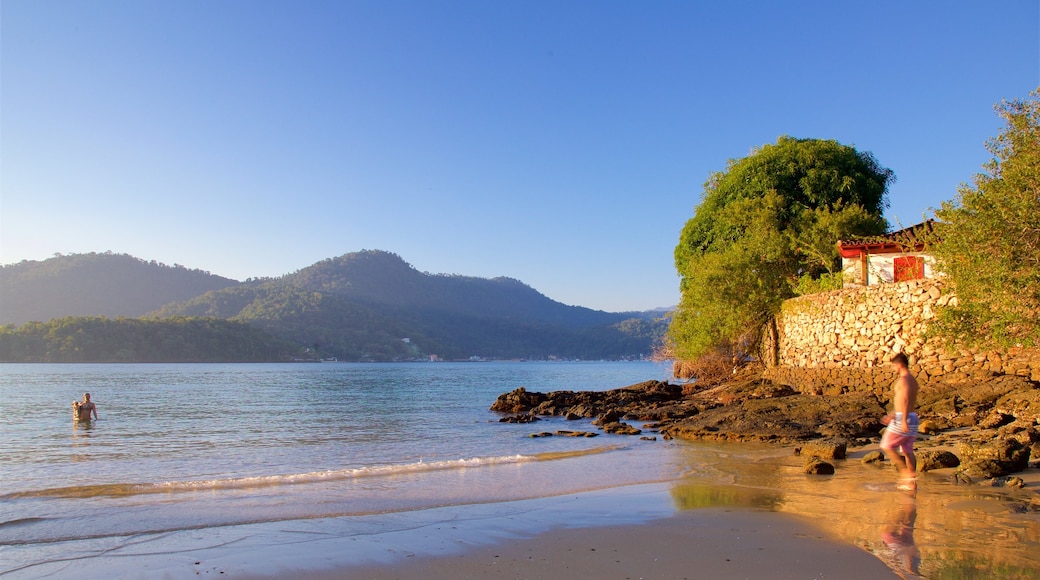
[2,1,1037,312]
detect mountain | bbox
[0,253,238,325]
[1,251,670,361]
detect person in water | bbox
[880,353,919,491]
[73,392,98,422]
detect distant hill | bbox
[0,253,238,325]
[1,250,670,362]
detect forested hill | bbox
[286,251,620,328]
[0,253,239,326]
[1,250,668,361]
[155,251,666,361]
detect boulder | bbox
[801,439,848,460]
[490,387,547,414]
[555,430,598,437]
[499,414,539,423]
[979,411,1015,430]
[983,476,1026,489]
[603,422,641,435]
[861,451,885,464]
[918,419,940,435]
[804,458,835,475]
[917,450,960,471]
[958,438,1031,477]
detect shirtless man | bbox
[73,392,98,422]
[880,353,919,490]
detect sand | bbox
[314,509,897,580]
[230,484,897,580]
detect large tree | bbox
[672,136,892,361]
[932,88,1040,349]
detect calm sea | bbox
[5,362,1039,579]
[0,361,682,558]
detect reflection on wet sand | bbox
[879,492,921,579]
[669,442,1040,579]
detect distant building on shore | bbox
[838,220,939,287]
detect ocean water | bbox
[3,362,1039,579]
[0,362,681,558]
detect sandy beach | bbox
[313,508,898,580]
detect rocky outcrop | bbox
[490,381,685,432]
[958,438,1031,478]
[492,373,1039,481]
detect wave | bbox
[1,446,622,500]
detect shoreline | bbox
[10,482,895,579]
[294,506,897,580]
[8,446,1039,579]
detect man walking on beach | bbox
[880,353,919,491]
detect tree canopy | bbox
[932,88,1040,348]
[671,136,892,361]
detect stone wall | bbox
[761,278,1040,395]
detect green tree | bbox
[932,88,1040,348]
[672,136,892,361]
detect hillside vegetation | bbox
[1,250,667,362]
[0,253,238,325]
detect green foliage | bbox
[0,252,238,325]
[0,316,299,362]
[932,89,1040,348]
[2,250,670,362]
[793,272,845,296]
[672,136,891,360]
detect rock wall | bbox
[761,278,1040,395]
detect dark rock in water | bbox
[804,458,835,475]
[529,432,554,438]
[917,450,960,472]
[952,472,974,485]
[640,436,657,441]
[801,439,848,460]
[595,409,623,425]
[603,422,641,435]
[499,414,540,423]
[555,430,598,438]
[959,438,1031,477]
[490,387,547,414]
[861,451,885,464]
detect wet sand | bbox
[302,508,897,580]
[9,445,1038,579]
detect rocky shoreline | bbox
[491,372,1040,487]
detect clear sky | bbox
[2,1,1037,312]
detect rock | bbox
[639,436,657,441]
[603,422,641,435]
[499,414,539,423]
[595,409,623,424]
[861,451,885,464]
[804,458,835,475]
[555,430,598,437]
[490,387,547,414]
[979,411,1015,430]
[917,450,960,471]
[983,476,1026,489]
[952,472,974,485]
[918,419,939,435]
[958,438,1031,477]
[801,439,848,460]
[529,432,554,438]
